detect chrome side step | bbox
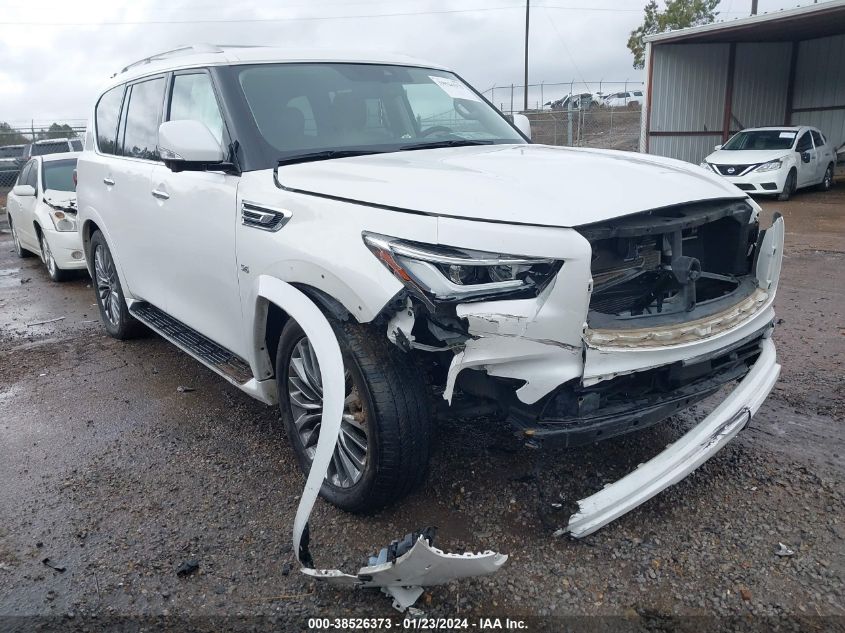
[129,301,253,384]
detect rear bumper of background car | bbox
[565,335,780,538]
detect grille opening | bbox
[578,201,758,324]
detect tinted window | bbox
[796,131,813,152]
[633,91,643,97]
[811,130,824,147]
[96,85,125,154]
[169,73,225,144]
[32,141,69,155]
[121,78,165,160]
[70,139,83,151]
[42,158,77,192]
[723,129,796,151]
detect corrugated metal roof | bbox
[645,0,845,45]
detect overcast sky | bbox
[0,0,825,128]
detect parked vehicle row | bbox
[57,44,785,542]
[0,137,82,186]
[544,89,643,111]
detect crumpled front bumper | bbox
[565,336,780,538]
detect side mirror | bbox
[801,151,811,163]
[714,145,722,151]
[12,184,35,197]
[513,113,532,140]
[157,120,225,172]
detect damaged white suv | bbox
[77,46,783,535]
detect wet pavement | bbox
[0,185,843,629]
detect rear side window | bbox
[96,85,125,154]
[633,91,643,97]
[121,77,166,160]
[32,141,69,155]
[168,73,224,144]
[70,139,83,151]
[811,130,824,147]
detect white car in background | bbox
[702,126,835,201]
[7,152,86,281]
[602,89,643,108]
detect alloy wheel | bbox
[40,234,57,278]
[287,336,369,488]
[94,244,121,327]
[10,221,23,256]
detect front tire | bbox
[276,318,432,514]
[89,231,145,340]
[778,168,797,201]
[39,231,70,282]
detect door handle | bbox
[103,177,115,186]
[151,189,170,200]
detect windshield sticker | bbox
[428,75,481,102]
[779,132,797,139]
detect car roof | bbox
[739,126,809,132]
[102,44,448,92]
[37,151,82,162]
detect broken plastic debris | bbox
[41,557,66,573]
[776,543,795,557]
[176,559,200,577]
[176,385,196,393]
[279,280,508,612]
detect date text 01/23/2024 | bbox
[307,617,528,629]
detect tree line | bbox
[0,122,78,145]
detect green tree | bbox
[42,123,77,140]
[627,0,719,69]
[0,122,29,146]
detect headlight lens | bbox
[363,233,561,303]
[49,210,77,232]
[755,159,783,173]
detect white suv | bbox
[76,45,783,532]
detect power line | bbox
[0,3,641,26]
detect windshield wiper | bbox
[277,149,385,167]
[398,139,495,152]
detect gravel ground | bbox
[0,184,843,632]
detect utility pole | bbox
[523,0,530,112]
[751,0,758,15]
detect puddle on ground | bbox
[0,267,22,288]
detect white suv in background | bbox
[702,126,836,200]
[602,90,644,108]
[76,45,783,537]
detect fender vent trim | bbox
[241,201,292,232]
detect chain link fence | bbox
[522,107,642,152]
[0,121,86,188]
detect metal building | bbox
[639,0,845,164]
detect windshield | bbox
[32,141,70,156]
[42,158,77,192]
[237,63,523,159]
[722,130,796,151]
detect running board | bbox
[129,301,254,384]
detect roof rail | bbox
[118,44,224,75]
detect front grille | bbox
[715,164,756,176]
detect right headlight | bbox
[363,232,562,304]
[755,159,783,173]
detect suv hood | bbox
[275,144,746,227]
[706,149,792,165]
